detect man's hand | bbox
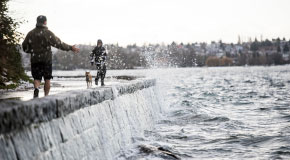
[72,45,80,53]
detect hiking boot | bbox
[95,79,98,86]
[34,88,39,98]
[101,80,105,86]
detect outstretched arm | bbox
[48,30,79,53]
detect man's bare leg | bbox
[33,80,41,98]
[44,80,50,96]
[34,80,41,89]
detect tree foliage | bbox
[206,56,233,66]
[0,0,28,87]
[283,44,289,53]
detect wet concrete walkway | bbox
[0,77,129,101]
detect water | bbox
[115,66,290,160]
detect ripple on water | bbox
[271,146,290,159]
[202,91,217,97]
[232,101,254,105]
[203,116,230,122]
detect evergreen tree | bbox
[276,37,281,45]
[283,44,289,53]
[219,40,225,51]
[0,0,28,87]
[262,39,272,47]
[277,46,281,53]
[250,39,259,52]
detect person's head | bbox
[36,15,47,27]
[97,39,103,47]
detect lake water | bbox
[116,66,290,159]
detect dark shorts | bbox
[31,62,53,81]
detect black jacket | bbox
[90,46,107,63]
[22,25,72,64]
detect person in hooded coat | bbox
[22,15,80,98]
[90,39,107,86]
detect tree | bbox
[283,44,289,53]
[0,0,29,88]
[276,37,281,45]
[250,39,259,52]
[273,53,283,65]
[262,39,272,47]
[220,57,233,66]
[206,56,220,66]
[205,56,233,66]
[237,52,247,65]
[277,46,281,53]
[219,40,225,51]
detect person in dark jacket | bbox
[22,15,79,98]
[90,39,107,86]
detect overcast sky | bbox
[8,0,290,46]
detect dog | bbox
[85,72,93,88]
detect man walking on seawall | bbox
[22,15,79,98]
[90,39,107,86]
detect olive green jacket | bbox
[22,25,72,64]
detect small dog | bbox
[85,72,93,88]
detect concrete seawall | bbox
[0,78,163,160]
